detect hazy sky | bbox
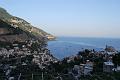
[0,0,120,38]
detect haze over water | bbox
[48,37,120,59]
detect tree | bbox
[31,42,40,51]
[113,53,120,67]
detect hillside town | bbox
[0,40,58,80]
[0,38,120,80]
[46,45,120,80]
[0,6,120,80]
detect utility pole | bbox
[42,72,44,80]
[18,73,21,80]
[32,73,33,80]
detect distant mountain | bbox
[0,7,55,43]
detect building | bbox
[103,61,114,72]
[83,61,93,75]
[105,45,116,52]
[77,61,94,76]
[72,65,81,79]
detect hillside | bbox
[0,7,55,43]
[0,7,12,20]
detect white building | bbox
[83,61,93,75]
[103,61,114,72]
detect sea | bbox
[47,37,120,59]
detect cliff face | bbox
[0,7,55,43]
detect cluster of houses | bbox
[72,60,93,79]
[32,49,58,69]
[64,45,120,79]
[0,40,58,79]
[98,46,120,72]
[0,37,120,80]
[0,34,56,78]
[9,17,33,31]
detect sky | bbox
[0,0,120,38]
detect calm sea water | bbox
[47,37,120,59]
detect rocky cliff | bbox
[0,7,55,43]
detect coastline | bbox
[47,36,120,59]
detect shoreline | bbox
[47,37,120,59]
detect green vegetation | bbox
[79,72,120,80]
[0,7,12,20]
[0,41,12,48]
[113,53,120,67]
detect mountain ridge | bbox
[0,7,55,43]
